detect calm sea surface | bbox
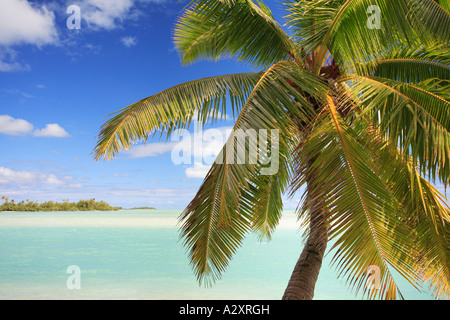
[0,210,434,300]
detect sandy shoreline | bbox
[0,210,302,229]
[0,212,178,228]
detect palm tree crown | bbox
[94,0,450,300]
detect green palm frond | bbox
[368,45,450,85]
[283,0,338,49]
[366,131,450,300]
[284,0,450,73]
[293,102,450,299]
[179,61,328,285]
[293,96,423,299]
[95,0,450,300]
[435,0,450,12]
[93,72,261,160]
[178,77,283,285]
[408,0,450,42]
[408,178,450,300]
[342,74,450,187]
[179,130,292,285]
[250,139,293,241]
[175,0,299,68]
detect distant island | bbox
[127,207,156,210]
[0,197,121,212]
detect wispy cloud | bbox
[67,183,83,189]
[1,87,36,104]
[125,141,178,158]
[0,48,30,72]
[114,173,130,177]
[78,0,135,30]
[74,0,173,30]
[84,43,102,54]
[121,36,138,47]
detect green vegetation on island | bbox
[0,197,121,212]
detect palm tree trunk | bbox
[282,173,328,300]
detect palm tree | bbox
[94,0,450,300]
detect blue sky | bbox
[0,0,300,209]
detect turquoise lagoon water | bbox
[0,210,434,300]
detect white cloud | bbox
[33,123,70,138]
[0,0,170,72]
[0,0,174,72]
[0,167,35,184]
[170,126,232,166]
[126,126,232,161]
[44,174,66,185]
[0,0,58,46]
[79,0,135,30]
[0,115,69,138]
[123,125,232,179]
[78,0,169,30]
[185,163,211,179]
[0,115,33,135]
[121,36,138,47]
[114,173,130,177]
[0,167,65,187]
[68,183,83,189]
[126,142,178,158]
[0,0,59,71]
[84,43,102,54]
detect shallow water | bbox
[0,210,434,300]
